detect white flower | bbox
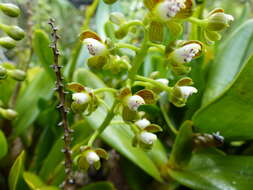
[179,86,198,99]
[83,38,107,56]
[156,78,169,86]
[173,43,201,63]
[139,131,157,145]
[72,92,90,104]
[135,118,151,129]
[155,0,186,21]
[127,95,145,111]
[86,151,100,165]
[224,14,234,22]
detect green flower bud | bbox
[0,108,18,120]
[103,0,118,4]
[0,66,7,79]
[109,12,126,25]
[0,3,20,17]
[115,27,128,39]
[0,36,16,49]
[5,25,25,41]
[7,69,26,81]
[206,9,234,31]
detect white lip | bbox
[83,38,107,56]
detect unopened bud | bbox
[139,131,157,145]
[110,12,126,25]
[5,25,25,41]
[0,37,16,49]
[0,66,7,79]
[0,108,18,120]
[7,69,26,81]
[103,0,118,4]
[135,118,151,129]
[0,3,20,17]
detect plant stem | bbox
[160,103,178,135]
[87,100,118,147]
[115,43,140,52]
[187,17,206,27]
[135,75,173,93]
[93,87,118,94]
[48,19,74,190]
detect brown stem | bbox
[48,19,74,190]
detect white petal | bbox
[156,78,169,86]
[173,43,201,63]
[86,151,100,164]
[135,118,151,129]
[83,38,107,56]
[127,95,145,111]
[140,131,157,145]
[225,14,234,22]
[179,86,198,99]
[72,92,90,104]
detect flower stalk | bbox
[48,18,74,189]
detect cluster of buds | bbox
[75,146,109,170]
[133,118,162,150]
[67,82,98,115]
[203,8,234,44]
[0,3,25,49]
[0,63,26,81]
[168,40,203,75]
[169,77,197,107]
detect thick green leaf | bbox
[23,172,45,190]
[73,68,167,182]
[203,19,253,105]
[0,129,7,159]
[13,71,54,137]
[8,151,25,190]
[169,152,253,190]
[32,29,54,78]
[193,55,253,140]
[168,121,193,168]
[79,181,115,190]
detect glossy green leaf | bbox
[0,129,7,159]
[193,55,253,140]
[73,68,167,181]
[23,172,45,190]
[8,151,25,190]
[79,181,115,190]
[168,121,193,168]
[13,71,54,137]
[169,152,253,190]
[203,19,253,105]
[33,29,54,78]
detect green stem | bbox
[87,100,118,146]
[94,87,118,94]
[135,75,173,93]
[115,43,140,52]
[187,17,207,27]
[160,103,178,135]
[97,98,110,111]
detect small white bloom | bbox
[224,14,234,22]
[127,95,145,111]
[179,86,198,99]
[72,92,90,104]
[139,131,157,145]
[135,118,151,129]
[86,151,100,165]
[156,78,169,86]
[173,43,201,63]
[156,0,186,21]
[83,38,107,56]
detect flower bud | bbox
[0,108,18,120]
[0,37,16,49]
[0,66,7,79]
[135,118,151,129]
[156,78,169,86]
[139,131,157,145]
[4,25,25,41]
[206,9,234,31]
[109,12,126,25]
[154,0,186,22]
[86,151,100,165]
[7,69,26,81]
[72,93,90,105]
[127,95,145,111]
[103,0,118,4]
[171,43,202,64]
[0,3,20,17]
[83,38,108,57]
[115,27,128,39]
